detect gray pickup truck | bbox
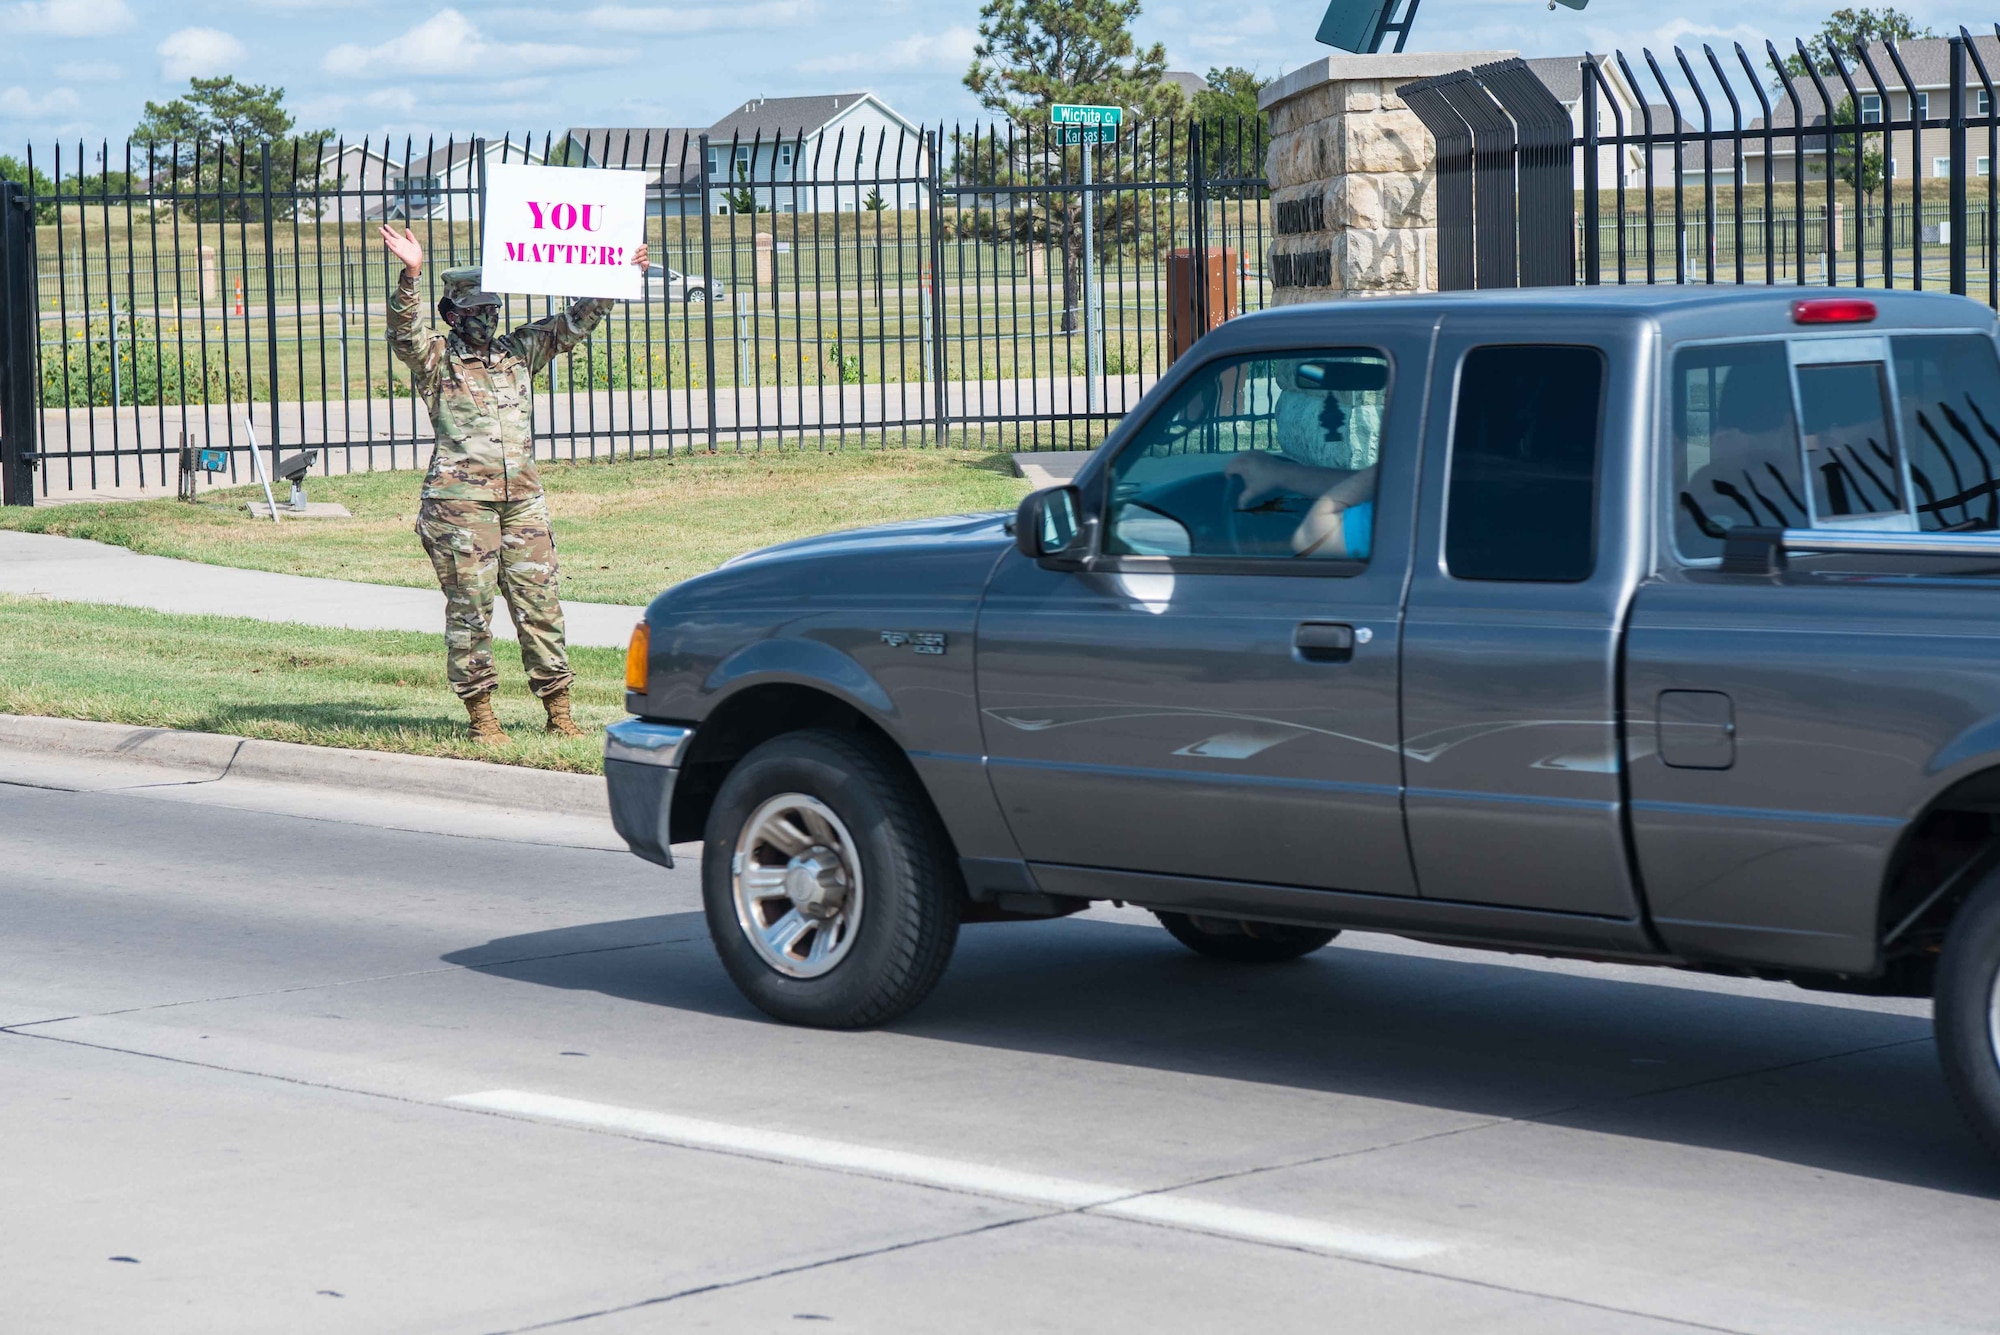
[606,286,2000,1158]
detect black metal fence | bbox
[1402,28,2000,303]
[0,117,1269,502]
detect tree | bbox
[965,0,1182,330]
[132,77,331,221]
[862,186,888,212]
[722,160,768,214]
[1771,7,1934,88]
[0,154,58,222]
[1191,66,1262,125]
[1831,97,1887,194]
[1191,66,1267,181]
[966,0,1178,122]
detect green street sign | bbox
[1050,103,1124,128]
[1055,125,1118,145]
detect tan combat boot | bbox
[543,688,587,738]
[464,691,510,745]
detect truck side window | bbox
[1445,345,1605,582]
[1672,341,1807,559]
[1893,335,2000,533]
[1104,349,1391,564]
[1798,362,1904,521]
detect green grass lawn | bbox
[0,442,1035,605]
[0,596,622,773]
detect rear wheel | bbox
[1154,911,1338,964]
[702,729,960,1028]
[1936,869,2000,1161]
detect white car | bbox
[641,264,726,303]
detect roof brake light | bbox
[1793,297,1878,325]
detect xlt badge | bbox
[881,632,947,656]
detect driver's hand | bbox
[1225,453,1282,509]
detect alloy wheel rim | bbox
[732,794,864,980]
[1990,963,2000,1074]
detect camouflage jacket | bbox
[386,272,615,501]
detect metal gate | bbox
[1405,27,2000,302]
[1400,57,1576,290]
[0,116,1269,504]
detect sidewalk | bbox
[0,530,645,648]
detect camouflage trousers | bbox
[416,496,573,700]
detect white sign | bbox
[479,162,646,301]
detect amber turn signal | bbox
[624,623,650,693]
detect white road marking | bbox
[1099,1195,1446,1263]
[448,1089,1449,1264]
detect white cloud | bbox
[159,28,249,82]
[54,60,121,82]
[0,86,80,117]
[323,8,632,79]
[799,25,975,74]
[6,0,131,36]
[585,1,812,34]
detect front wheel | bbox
[684,288,707,303]
[702,729,961,1028]
[1154,911,1338,963]
[1936,870,2000,1161]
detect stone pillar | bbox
[1259,52,1512,304]
[755,232,776,286]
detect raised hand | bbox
[633,242,649,271]
[379,224,424,277]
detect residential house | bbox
[386,136,547,221]
[310,140,403,222]
[706,93,930,214]
[564,127,702,217]
[1163,70,1211,109]
[573,92,932,217]
[1524,55,1689,189]
[1716,35,2000,187]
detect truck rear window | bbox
[1671,342,1807,559]
[1445,345,1605,582]
[1672,334,2000,561]
[1894,335,2000,533]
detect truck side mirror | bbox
[1015,486,1094,569]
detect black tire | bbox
[1936,870,2000,1161]
[1154,911,1338,964]
[684,287,707,303]
[702,729,961,1028]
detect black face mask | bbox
[452,307,500,348]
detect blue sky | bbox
[0,0,1987,152]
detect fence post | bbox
[1582,58,1600,285]
[1952,36,1970,297]
[1188,121,1209,342]
[925,129,948,445]
[0,180,37,506]
[698,133,718,452]
[259,142,282,478]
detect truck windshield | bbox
[1893,334,2000,533]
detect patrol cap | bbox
[439,266,501,310]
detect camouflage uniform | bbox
[387,266,615,700]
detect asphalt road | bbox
[4,751,1999,1335]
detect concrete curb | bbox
[0,714,607,819]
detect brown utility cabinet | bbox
[1166,247,1239,364]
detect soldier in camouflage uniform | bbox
[379,224,648,743]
